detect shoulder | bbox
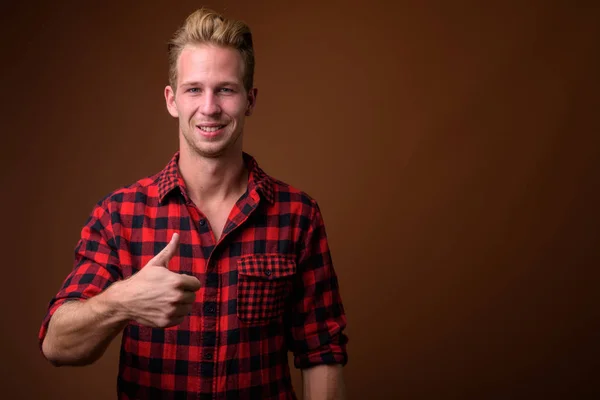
[269,176,318,206]
[92,171,162,214]
[265,176,324,228]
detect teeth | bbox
[199,125,224,132]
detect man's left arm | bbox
[286,200,348,400]
[302,364,346,400]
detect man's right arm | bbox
[41,233,201,367]
[41,282,130,366]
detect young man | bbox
[39,8,348,400]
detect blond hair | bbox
[167,8,255,92]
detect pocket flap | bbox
[237,254,296,279]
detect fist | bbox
[119,233,201,328]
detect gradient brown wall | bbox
[1,1,598,398]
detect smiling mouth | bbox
[197,125,226,132]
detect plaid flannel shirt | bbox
[39,152,348,399]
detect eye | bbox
[187,88,200,93]
[219,88,234,94]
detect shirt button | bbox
[205,353,213,360]
[204,303,216,315]
[199,219,206,226]
[264,269,271,276]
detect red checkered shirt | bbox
[39,152,348,399]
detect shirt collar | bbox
[157,151,275,205]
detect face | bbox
[165,44,257,159]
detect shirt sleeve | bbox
[38,200,122,350]
[286,200,349,369]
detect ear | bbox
[245,88,258,116]
[164,85,179,118]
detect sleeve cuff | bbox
[294,345,348,369]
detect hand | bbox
[117,233,201,328]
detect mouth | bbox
[197,124,226,132]
[196,123,227,137]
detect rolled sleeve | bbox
[38,200,122,349]
[287,201,348,369]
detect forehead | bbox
[176,44,244,86]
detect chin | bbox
[193,145,230,159]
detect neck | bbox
[178,147,248,208]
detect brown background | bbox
[1,0,599,398]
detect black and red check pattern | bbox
[237,254,297,324]
[39,152,348,399]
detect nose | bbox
[200,91,221,116]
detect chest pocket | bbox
[237,254,296,325]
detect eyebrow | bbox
[180,81,241,88]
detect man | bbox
[39,7,348,400]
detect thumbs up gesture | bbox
[118,233,201,328]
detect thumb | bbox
[151,233,180,266]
